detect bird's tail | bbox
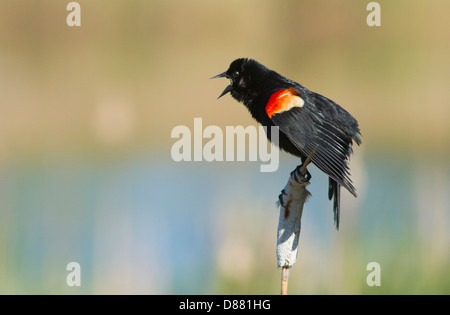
[328,178,341,230]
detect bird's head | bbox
[211,58,268,102]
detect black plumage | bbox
[212,58,361,229]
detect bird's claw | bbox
[291,164,312,183]
[278,189,287,207]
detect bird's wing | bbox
[266,88,357,197]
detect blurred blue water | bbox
[0,152,448,294]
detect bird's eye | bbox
[233,71,240,78]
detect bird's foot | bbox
[291,164,312,183]
[291,145,317,184]
[278,189,287,207]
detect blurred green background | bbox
[0,0,449,294]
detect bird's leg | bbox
[291,145,318,184]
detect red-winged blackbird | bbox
[212,58,361,230]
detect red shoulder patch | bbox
[266,88,304,118]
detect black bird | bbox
[212,58,361,229]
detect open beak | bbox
[210,72,232,99]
